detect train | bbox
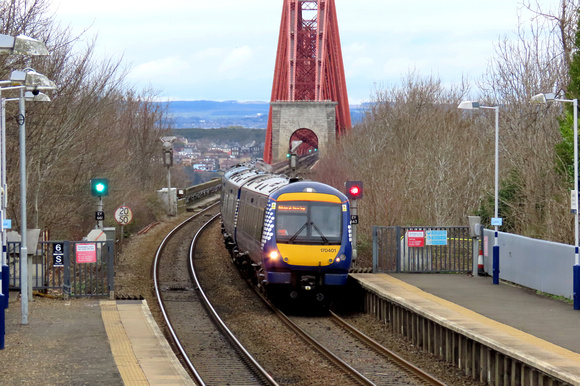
[220,163,353,304]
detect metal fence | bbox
[7,240,115,298]
[372,226,472,273]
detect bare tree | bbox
[317,73,488,244]
[0,0,175,239]
[477,0,577,242]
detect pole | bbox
[0,97,5,307]
[167,166,173,216]
[492,106,500,285]
[573,99,580,310]
[97,196,103,230]
[0,94,3,349]
[352,199,357,263]
[18,88,28,324]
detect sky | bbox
[48,0,560,105]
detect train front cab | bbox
[261,182,352,302]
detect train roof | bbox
[223,166,266,188]
[243,175,289,195]
[223,163,346,200]
[271,180,348,202]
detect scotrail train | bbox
[220,163,353,304]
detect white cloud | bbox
[218,46,254,74]
[194,48,226,60]
[129,57,191,81]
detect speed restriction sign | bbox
[114,206,133,225]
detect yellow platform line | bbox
[100,301,149,385]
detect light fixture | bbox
[459,101,501,285]
[0,34,49,56]
[531,92,580,310]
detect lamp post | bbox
[458,101,501,285]
[531,93,580,310]
[0,34,49,339]
[5,69,56,325]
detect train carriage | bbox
[221,164,353,303]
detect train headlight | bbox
[269,251,279,260]
[339,254,347,261]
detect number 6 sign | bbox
[114,206,133,226]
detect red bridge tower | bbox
[264,0,352,164]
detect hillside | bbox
[171,127,266,144]
[166,100,367,129]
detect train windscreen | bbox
[276,201,342,245]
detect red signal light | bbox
[345,181,363,200]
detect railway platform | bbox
[350,273,580,385]
[0,294,193,385]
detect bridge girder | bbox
[264,0,351,164]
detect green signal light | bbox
[90,178,109,197]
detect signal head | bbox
[345,180,363,200]
[90,178,109,197]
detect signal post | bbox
[90,178,109,229]
[345,181,363,263]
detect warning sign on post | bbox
[407,231,425,247]
[76,243,97,264]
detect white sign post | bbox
[114,206,133,226]
[114,206,133,254]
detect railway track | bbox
[151,195,451,385]
[250,287,445,385]
[153,204,276,385]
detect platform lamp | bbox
[458,101,501,285]
[6,68,56,325]
[531,93,580,310]
[0,34,50,336]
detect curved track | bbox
[153,204,276,385]
[242,269,444,385]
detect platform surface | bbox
[0,295,193,385]
[350,273,580,384]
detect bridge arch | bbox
[270,101,337,162]
[289,128,319,156]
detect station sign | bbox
[426,230,447,246]
[76,243,97,264]
[53,243,64,268]
[407,230,425,247]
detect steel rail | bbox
[248,287,374,385]
[235,255,443,385]
[329,310,446,386]
[188,213,278,386]
[153,203,219,386]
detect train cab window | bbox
[276,201,342,245]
